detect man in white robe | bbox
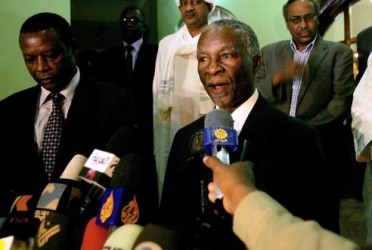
[351,52,372,246]
[153,0,216,197]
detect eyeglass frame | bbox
[287,14,317,25]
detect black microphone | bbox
[0,194,40,241]
[33,155,91,250]
[34,211,81,250]
[96,153,142,232]
[34,154,88,222]
[204,108,238,200]
[79,127,142,215]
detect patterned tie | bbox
[125,45,134,78]
[42,92,65,181]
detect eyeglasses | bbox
[122,17,141,23]
[287,14,317,25]
[179,0,203,8]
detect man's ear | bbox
[207,3,213,12]
[253,55,262,73]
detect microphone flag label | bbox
[82,149,119,179]
[97,188,126,226]
[203,127,238,155]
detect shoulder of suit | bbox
[262,40,290,50]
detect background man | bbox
[152,0,216,197]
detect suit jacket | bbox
[0,75,158,225]
[256,36,356,195]
[159,95,339,250]
[94,42,158,152]
[256,36,355,126]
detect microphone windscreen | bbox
[110,153,142,190]
[0,235,27,250]
[1,195,40,240]
[60,154,87,181]
[104,127,143,158]
[0,217,7,231]
[80,217,109,250]
[203,109,238,156]
[204,108,234,128]
[133,223,180,250]
[34,211,81,250]
[35,183,83,219]
[102,224,143,249]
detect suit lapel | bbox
[297,37,328,106]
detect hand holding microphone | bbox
[203,156,256,215]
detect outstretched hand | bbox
[203,156,256,214]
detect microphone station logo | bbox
[9,195,34,224]
[100,191,114,223]
[97,188,126,226]
[203,127,238,155]
[214,128,228,140]
[134,241,162,250]
[36,217,61,247]
[81,149,119,180]
[121,196,139,224]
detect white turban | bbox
[175,0,216,12]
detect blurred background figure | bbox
[152,0,216,198]
[94,5,158,155]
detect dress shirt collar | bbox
[124,38,143,53]
[290,34,317,53]
[39,66,80,107]
[216,89,259,135]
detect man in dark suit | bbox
[255,0,355,205]
[94,6,158,153]
[356,26,372,83]
[159,19,339,250]
[0,12,158,243]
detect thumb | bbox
[203,155,223,170]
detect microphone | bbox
[0,235,29,250]
[33,154,99,250]
[204,109,238,200]
[33,211,81,250]
[34,182,83,222]
[34,154,89,221]
[79,127,142,215]
[0,194,40,241]
[60,154,87,181]
[133,223,180,250]
[102,224,144,250]
[96,153,142,231]
[80,216,109,250]
[79,127,141,185]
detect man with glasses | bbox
[256,0,355,234]
[153,0,216,199]
[94,6,158,155]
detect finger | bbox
[203,155,223,170]
[207,182,214,193]
[208,191,216,203]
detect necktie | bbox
[42,92,65,181]
[125,45,134,78]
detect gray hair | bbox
[204,19,260,58]
[282,0,320,20]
